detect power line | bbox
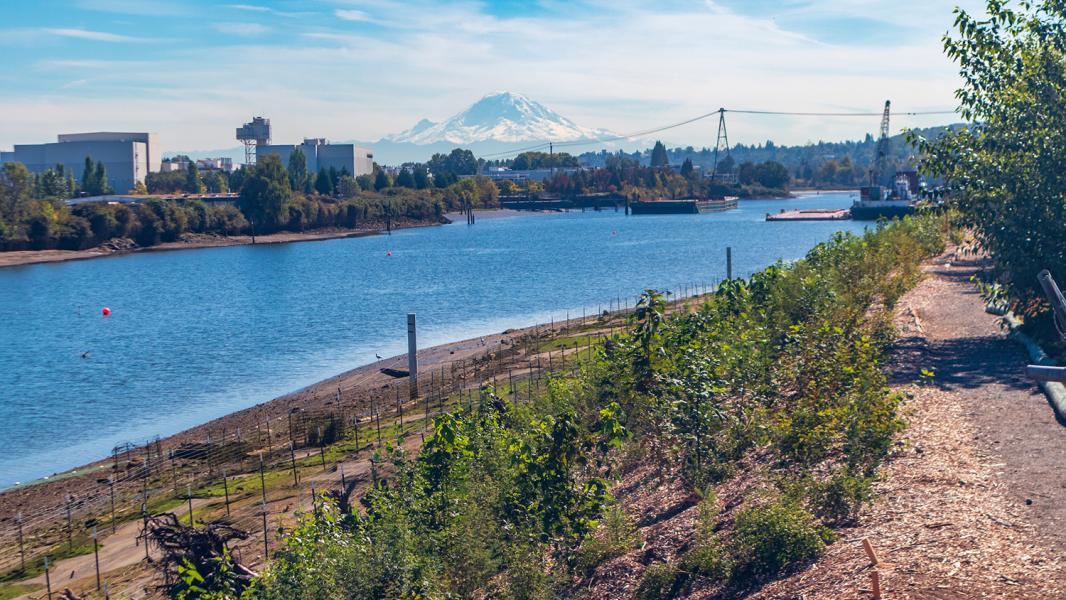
[479,105,959,158]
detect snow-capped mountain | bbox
[384,92,617,145]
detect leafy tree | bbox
[427,148,478,180]
[185,162,202,194]
[80,157,97,195]
[754,161,790,188]
[915,0,1066,316]
[336,175,359,198]
[374,169,391,191]
[76,159,111,195]
[314,168,333,195]
[413,167,430,189]
[238,154,291,231]
[0,162,33,230]
[287,149,308,192]
[395,168,415,188]
[650,141,669,167]
[717,154,735,174]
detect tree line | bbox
[0,153,500,252]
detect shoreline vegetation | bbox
[0,147,796,268]
[0,212,949,599]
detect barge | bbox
[630,196,738,215]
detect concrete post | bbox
[407,313,418,401]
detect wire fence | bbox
[0,273,751,594]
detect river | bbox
[0,191,864,486]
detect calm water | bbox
[0,192,863,486]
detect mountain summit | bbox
[384,92,616,145]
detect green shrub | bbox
[634,563,684,600]
[680,490,732,582]
[813,468,874,526]
[731,501,832,579]
[572,503,639,574]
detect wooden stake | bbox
[862,538,880,566]
[869,570,882,599]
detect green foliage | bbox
[731,500,831,579]
[314,169,333,195]
[635,563,684,600]
[173,548,248,600]
[572,503,639,575]
[680,492,731,582]
[185,162,203,194]
[914,0,1066,319]
[238,154,292,231]
[237,214,945,598]
[510,151,578,170]
[426,148,478,182]
[287,149,308,192]
[650,141,669,167]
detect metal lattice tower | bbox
[870,100,891,185]
[236,117,272,166]
[711,108,731,180]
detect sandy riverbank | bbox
[0,308,576,518]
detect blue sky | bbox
[0,0,985,154]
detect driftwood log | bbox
[146,512,257,592]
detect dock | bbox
[766,208,850,221]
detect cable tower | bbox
[711,108,731,181]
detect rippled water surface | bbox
[0,192,864,485]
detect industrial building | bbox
[0,132,159,193]
[255,138,374,177]
[160,156,233,173]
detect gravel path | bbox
[756,251,1066,599]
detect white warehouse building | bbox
[0,132,160,193]
[256,138,373,177]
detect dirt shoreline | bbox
[0,209,544,270]
[0,305,574,521]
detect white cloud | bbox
[211,22,271,36]
[335,9,371,22]
[43,28,145,43]
[4,0,981,153]
[74,0,190,16]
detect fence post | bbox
[289,442,299,486]
[261,501,269,559]
[726,246,732,279]
[44,555,52,599]
[186,485,193,527]
[143,503,151,561]
[258,453,268,506]
[222,470,231,517]
[65,494,73,552]
[105,478,116,534]
[93,525,101,590]
[17,511,25,573]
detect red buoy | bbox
[386,251,392,257]
[101,307,111,316]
